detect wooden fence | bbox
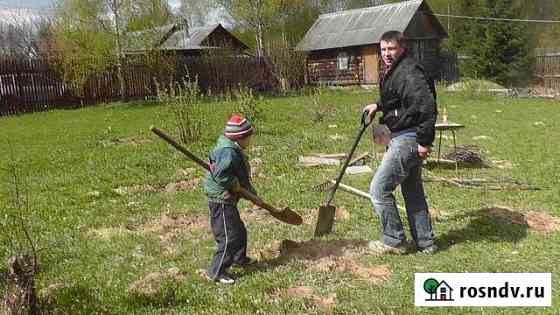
[534,51,560,91]
[0,55,273,116]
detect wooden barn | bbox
[126,23,249,57]
[296,0,448,86]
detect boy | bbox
[204,114,260,284]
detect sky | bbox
[0,0,53,9]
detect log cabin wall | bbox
[306,47,364,85]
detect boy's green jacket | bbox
[205,135,256,205]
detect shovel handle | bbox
[151,127,283,214]
[151,127,210,171]
[324,112,372,205]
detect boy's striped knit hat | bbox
[224,114,254,140]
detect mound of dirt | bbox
[128,268,185,298]
[269,286,336,314]
[525,211,560,234]
[487,207,560,234]
[279,239,369,261]
[114,178,201,195]
[310,259,391,285]
[89,212,208,255]
[254,239,391,284]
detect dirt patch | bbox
[140,212,208,248]
[525,211,560,234]
[310,259,391,285]
[87,225,134,240]
[240,208,274,223]
[100,137,152,147]
[89,212,208,255]
[253,239,371,265]
[270,286,336,314]
[114,178,201,195]
[113,184,158,195]
[491,160,514,169]
[487,206,528,225]
[128,268,185,298]
[164,178,202,193]
[487,207,560,234]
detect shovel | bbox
[314,111,373,236]
[151,127,303,226]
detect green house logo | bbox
[424,278,454,301]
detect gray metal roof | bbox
[296,0,441,51]
[160,24,221,50]
[127,23,247,52]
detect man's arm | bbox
[403,67,437,149]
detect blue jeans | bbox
[369,132,434,249]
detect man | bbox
[363,30,437,254]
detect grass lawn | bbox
[1,88,559,314]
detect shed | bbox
[126,23,249,57]
[296,0,448,86]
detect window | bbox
[337,52,349,70]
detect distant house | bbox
[126,23,249,57]
[296,0,448,86]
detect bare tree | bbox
[0,11,53,58]
[52,0,173,99]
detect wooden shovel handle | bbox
[151,127,283,213]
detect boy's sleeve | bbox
[211,149,240,191]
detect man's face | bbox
[380,40,404,68]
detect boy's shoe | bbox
[418,244,438,255]
[215,273,235,285]
[368,240,409,255]
[203,271,236,285]
[233,256,257,267]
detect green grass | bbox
[1,89,559,314]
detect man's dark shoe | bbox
[233,256,257,267]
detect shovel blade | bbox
[314,205,336,237]
[268,207,303,225]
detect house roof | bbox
[296,0,447,52]
[127,23,248,52]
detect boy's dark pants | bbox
[207,201,247,278]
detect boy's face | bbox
[237,134,253,149]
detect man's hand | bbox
[363,103,378,119]
[418,144,431,159]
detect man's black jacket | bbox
[377,53,437,147]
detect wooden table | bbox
[434,122,465,170]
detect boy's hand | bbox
[231,182,242,193]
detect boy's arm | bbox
[211,149,240,191]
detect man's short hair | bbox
[380,31,406,47]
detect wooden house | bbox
[126,23,249,57]
[296,0,448,86]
